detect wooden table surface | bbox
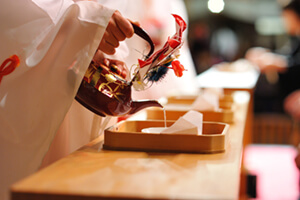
[11,92,250,200]
[196,61,259,148]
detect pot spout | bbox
[129,100,163,115]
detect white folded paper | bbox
[161,110,203,135]
[203,87,224,98]
[191,88,221,111]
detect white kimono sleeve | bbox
[40,0,129,171]
[0,1,114,199]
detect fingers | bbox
[109,64,127,78]
[92,51,128,79]
[108,59,128,78]
[99,31,118,55]
[114,11,134,38]
[129,20,140,27]
[99,10,134,55]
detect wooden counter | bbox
[11,92,250,200]
[196,62,259,146]
[196,62,260,199]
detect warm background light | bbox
[207,0,225,13]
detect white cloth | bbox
[0,1,114,199]
[40,0,125,169]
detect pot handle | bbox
[131,22,154,58]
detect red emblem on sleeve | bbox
[0,55,20,85]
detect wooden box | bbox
[147,107,234,123]
[103,120,229,153]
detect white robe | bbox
[40,0,128,169]
[0,1,114,199]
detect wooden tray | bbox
[167,94,234,109]
[103,120,229,153]
[147,107,234,123]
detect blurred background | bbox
[186,0,287,74]
[185,1,299,199]
[185,0,295,144]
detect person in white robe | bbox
[0,1,134,199]
[41,0,198,171]
[39,0,133,169]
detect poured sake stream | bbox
[141,107,167,134]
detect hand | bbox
[257,52,287,73]
[104,58,128,78]
[284,90,300,120]
[93,50,128,78]
[245,47,270,65]
[245,47,287,73]
[99,10,134,55]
